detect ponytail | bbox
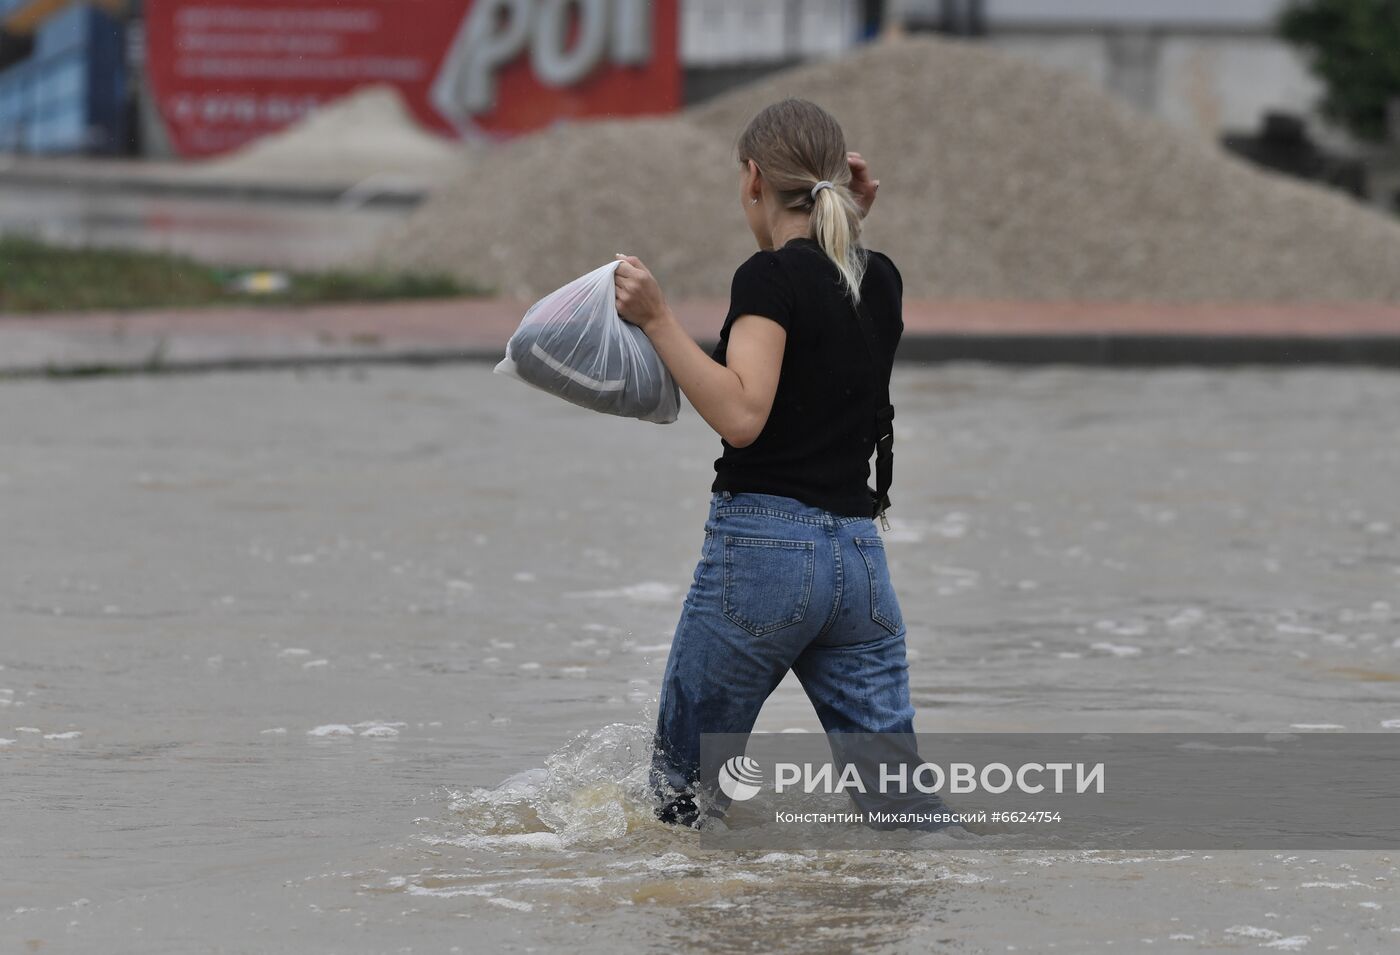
[736,97,870,306]
[809,184,867,306]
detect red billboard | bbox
[144,0,680,157]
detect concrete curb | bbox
[0,166,426,208]
[0,347,503,380]
[4,298,1400,379]
[7,334,1400,380]
[896,333,1400,367]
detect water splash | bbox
[450,722,661,846]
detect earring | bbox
[750,198,759,205]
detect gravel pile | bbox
[373,117,751,300]
[203,85,468,185]
[375,35,1400,302]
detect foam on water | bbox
[426,830,567,853]
[486,897,535,911]
[1091,641,1143,657]
[563,582,678,603]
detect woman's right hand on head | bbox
[847,151,880,219]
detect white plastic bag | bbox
[493,261,681,424]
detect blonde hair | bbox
[737,98,867,305]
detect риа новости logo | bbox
[717,755,763,801]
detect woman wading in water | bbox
[613,99,934,828]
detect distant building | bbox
[903,0,1332,146]
[0,0,129,154]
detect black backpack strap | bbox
[873,402,894,530]
[851,285,895,531]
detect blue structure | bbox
[0,2,127,155]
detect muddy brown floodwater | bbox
[2,363,1399,953]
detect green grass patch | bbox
[0,236,481,314]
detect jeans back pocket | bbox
[721,536,815,637]
[854,537,904,636]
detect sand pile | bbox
[198,85,469,185]
[375,35,1400,301]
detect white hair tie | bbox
[810,180,834,200]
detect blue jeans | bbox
[652,490,926,825]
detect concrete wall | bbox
[1157,35,1325,139]
[986,31,1328,143]
[979,0,1284,31]
[681,0,860,66]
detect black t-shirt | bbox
[710,236,904,517]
